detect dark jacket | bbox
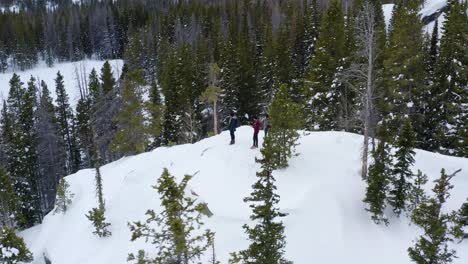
[228,116,238,131]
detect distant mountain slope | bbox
[22,127,468,264]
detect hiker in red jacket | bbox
[251,116,261,149]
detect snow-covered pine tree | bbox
[382,2,426,143]
[304,0,346,131]
[128,168,214,264]
[36,80,66,214]
[54,177,74,214]
[389,119,416,216]
[0,167,19,227]
[55,71,81,173]
[255,9,278,111]
[431,0,468,157]
[0,226,33,264]
[6,75,42,228]
[111,69,148,155]
[408,169,461,263]
[363,122,392,225]
[419,19,440,152]
[230,127,291,264]
[268,84,304,169]
[219,10,240,126]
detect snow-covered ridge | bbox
[0,59,123,107]
[21,127,468,264]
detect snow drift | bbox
[21,127,468,264]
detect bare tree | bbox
[341,1,380,179]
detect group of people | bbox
[227,112,271,148]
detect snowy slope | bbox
[0,60,123,107]
[21,127,468,264]
[382,0,450,34]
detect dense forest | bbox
[0,0,466,252]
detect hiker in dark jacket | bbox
[263,114,271,137]
[228,112,238,145]
[252,116,261,148]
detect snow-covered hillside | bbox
[21,127,468,264]
[0,60,123,107]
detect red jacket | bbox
[253,119,261,133]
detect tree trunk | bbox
[213,99,218,135]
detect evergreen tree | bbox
[408,169,460,264]
[0,226,33,264]
[100,61,116,94]
[146,80,164,148]
[86,150,111,237]
[382,3,426,141]
[128,168,214,264]
[75,96,93,167]
[230,129,291,264]
[431,0,468,157]
[0,167,19,227]
[88,68,101,102]
[6,75,41,228]
[256,19,278,110]
[268,84,303,169]
[455,199,467,241]
[36,80,66,214]
[54,177,74,214]
[363,123,392,225]
[55,71,81,173]
[111,69,148,155]
[389,119,416,216]
[304,0,346,130]
[408,170,428,213]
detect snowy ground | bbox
[0,59,123,107]
[21,127,468,264]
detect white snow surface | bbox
[21,127,468,264]
[0,59,123,107]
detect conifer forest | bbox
[0,0,467,263]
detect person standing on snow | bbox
[228,112,238,145]
[263,114,271,137]
[252,116,261,148]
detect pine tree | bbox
[268,84,303,169]
[128,168,214,264]
[75,96,93,167]
[6,75,41,228]
[111,69,148,155]
[86,152,111,237]
[382,3,426,142]
[54,177,74,214]
[55,71,81,173]
[0,167,19,227]
[0,226,33,264]
[408,169,461,264]
[432,0,468,157]
[146,80,164,148]
[389,119,416,216]
[201,63,222,135]
[408,170,428,213]
[88,68,101,102]
[36,80,66,214]
[455,199,467,241]
[304,0,346,130]
[363,123,392,225]
[100,61,116,94]
[230,129,291,264]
